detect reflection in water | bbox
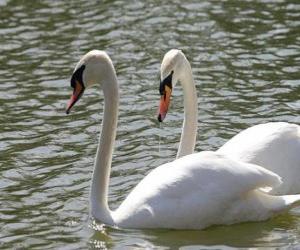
[0,0,299,249]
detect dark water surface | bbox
[1,0,300,249]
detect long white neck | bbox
[90,70,119,224]
[177,61,198,158]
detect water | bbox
[0,0,300,249]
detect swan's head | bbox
[158,49,187,122]
[66,50,115,114]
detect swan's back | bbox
[112,151,285,229]
[218,122,300,195]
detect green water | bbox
[0,0,299,249]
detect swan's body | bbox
[158,49,300,195]
[66,50,300,230]
[112,151,300,229]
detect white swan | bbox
[157,49,300,195]
[66,50,300,230]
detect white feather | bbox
[218,122,300,194]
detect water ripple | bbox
[0,0,300,249]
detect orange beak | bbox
[66,80,84,114]
[157,85,172,122]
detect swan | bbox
[66,50,300,230]
[157,49,300,195]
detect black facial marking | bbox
[159,71,173,95]
[71,64,85,89]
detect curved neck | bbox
[177,61,198,158]
[90,71,119,224]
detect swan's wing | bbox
[115,151,281,228]
[156,151,282,199]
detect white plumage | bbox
[113,151,300,229]
[218,122,300,195]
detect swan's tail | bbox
[255,191,300,213]
[269,194,300,214]
[281,194,300,209]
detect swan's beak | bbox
[157,85,172,122]
[66,80,85,114]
